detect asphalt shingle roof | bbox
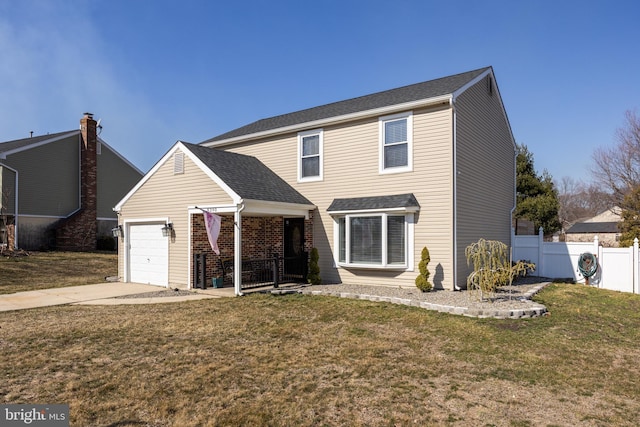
[202,67,490,144]
[566,221,620,234]
[327,194,420,212]
[0,130,78,155]
[181,142,312,206]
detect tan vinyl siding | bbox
[97,145,143,219]
[224,104,456,289]
[455,75,516,288]
[3,135,79,216]
[118,148,233,287]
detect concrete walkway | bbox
[0,283,233,312]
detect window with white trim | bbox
[298,129,323,181]
[379,112,412,173]
[335,213,410,268]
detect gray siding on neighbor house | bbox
[454,75,516,288]
[97,143,144,219]
[3,134,80,216]
[0,165,17,213]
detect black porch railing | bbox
[199,252,308,290]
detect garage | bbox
[128,223,168,286]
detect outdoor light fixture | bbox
[161,222,173,237]
[111,225,123,238]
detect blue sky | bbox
[0,0,638,184]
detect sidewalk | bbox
[0,283,230,312]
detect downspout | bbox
[510,147,517,248]
[14,168,18,249]
[451,97,461,290]
[234,201,245,296]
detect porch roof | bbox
[182,142,313,206]
[327,193,420,213]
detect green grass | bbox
[1,253,640,426]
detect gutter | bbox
[202,95,453,148]
[234,201,246,296]
[451,97,461,291]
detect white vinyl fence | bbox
[512,228,639,294]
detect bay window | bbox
[336,213,410,268]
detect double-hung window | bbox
[298,129,323,182]
[379,112,412,173]
[335,212,413,269]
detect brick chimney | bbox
[55,113,98,251]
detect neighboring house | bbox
[0,113,144,251]
[565,207,622,247]
[115,67,516,293]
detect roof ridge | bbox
[201,67,491,145]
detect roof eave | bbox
[202,94,453,148]
[243,199,316,217]
[327,206,420,215]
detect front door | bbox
[283,218,305,281]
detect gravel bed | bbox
[115,278,552,319]
[280,276,552,319]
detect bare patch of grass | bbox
[1,284,640,426]
[0,251,116,294]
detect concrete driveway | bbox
[0,282,228,312]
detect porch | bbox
[190,209,313,294]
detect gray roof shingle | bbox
[181,142,312,206]
[202,67,490,144]
[566,221,620,234]
[327,193,420,212]
[0,130,78,155]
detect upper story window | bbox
[298,129,323,182]
[379,112,412,174]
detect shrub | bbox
[415,246,432,292]
[307,247,321,285]
[465,238,535,300]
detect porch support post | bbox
[234,204,244,296]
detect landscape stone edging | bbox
[292,282,550,319]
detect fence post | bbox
[593,235,601,288]
[537,227,544,276]
[634,238,639,294]
[272,253,279,288]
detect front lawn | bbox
[0,251,117,294]
[1,282,639,426]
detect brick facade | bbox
[191,213,314,285]
[55,113,98,251]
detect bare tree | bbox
[591,110,640,209]
[557,176,612,230]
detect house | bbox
[114,67,516,294]
[565,207,622,247]
[0,113,144,251]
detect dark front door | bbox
[283,218,306,281]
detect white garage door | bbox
[128,223,168,286]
